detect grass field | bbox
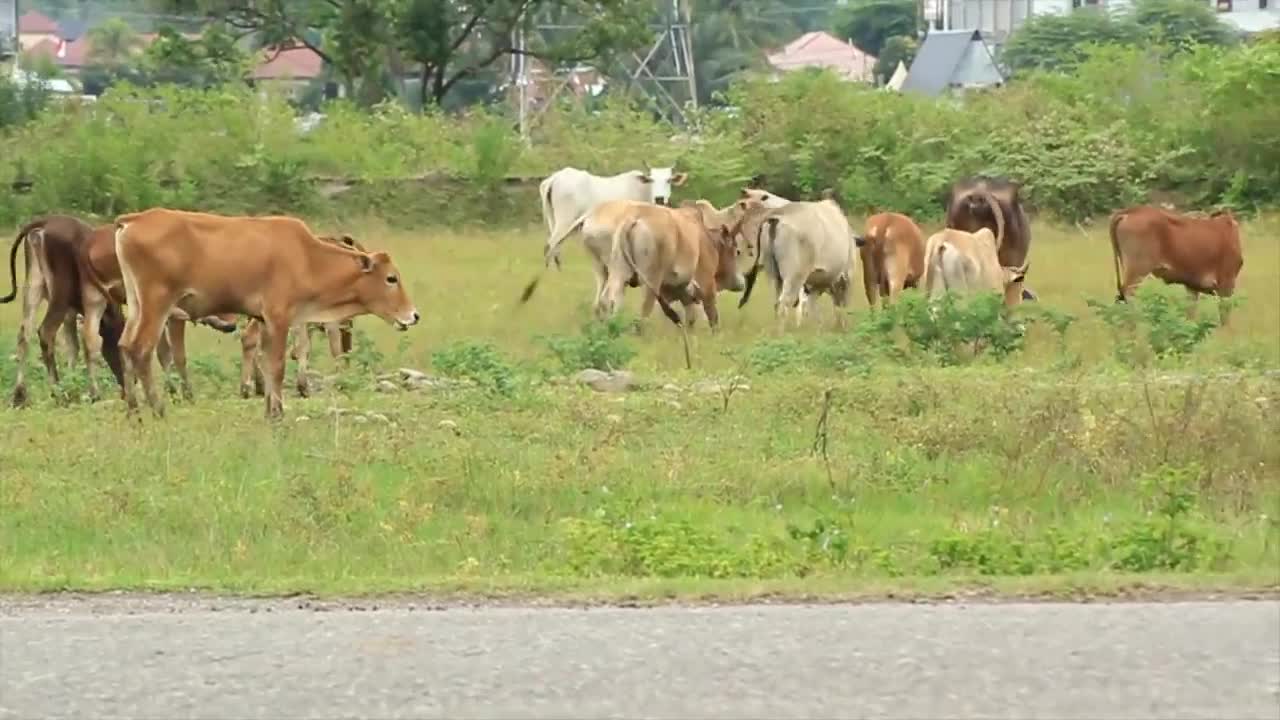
[2,213,1278,599]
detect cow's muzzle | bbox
[654,196,669,206]
[394,310,421,331]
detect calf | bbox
[596,202,744,331]
[111,208,420,420]
[856,212,925,308]
[736,196,856,329]
[539,164,688,269]
[1109,206,1243,313]
[239,234,365,399]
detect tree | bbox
[157,0,654,109]
[1132,0,1239,51]
[1001,10,1142,73]
[143,24,251,87]
[829,0,918,57]
[689,0,802,105]
[874,33,917,82]
[87,17,143,68]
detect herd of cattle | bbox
[1,164,1247,422]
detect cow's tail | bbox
[738,215,780,309]
[921,232,946,297]
[539,176,556,234]
[617,217,682,327]
[519,211,589,305]
[1,218,48,304]
[1109,210,1127,303]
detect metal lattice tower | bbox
[511,0,698,138]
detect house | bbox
[17,9,60,52]
[941,0,1277,46]
[900,29,1005,96]
[22,32,190,74]
[248,44,326,100]
[766,31,878,84]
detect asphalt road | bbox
[2,596,1277,720]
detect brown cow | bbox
[596,201,744,330]
[78,223,239,402]
[2,215,125,406]
[1109,205,1243,318]
[110,208,420,419]
[239,234,365,399]
[945,176,1036,301]
[856,212,925,308]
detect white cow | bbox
[539,165,687,269]
[735,196,856,329]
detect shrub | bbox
[431,341,518,396]
[542,315,638,373]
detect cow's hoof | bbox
[296,381,310,399]
[240,384,252,400]
[11,384,29,408]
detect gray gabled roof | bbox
[901,29,1002,97]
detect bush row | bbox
[1,39,1276,228]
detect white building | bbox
[939,0,1277,46]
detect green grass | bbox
[1,214,1278,599]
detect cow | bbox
[944,176,1036,301]
[539,164,688,270]
[77,223,240,403]
[1109,205,1243,322]
[735,195,856,329]
[855,212,926,308]
[2,215,126,406]
[108,208,420,420]
[739,187,792,209]
[596,201,745,331]
[238,234,366,399]
[921,205,1028,308]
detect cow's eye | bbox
[387,275,399,285]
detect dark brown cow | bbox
[945,176,1036,301]
[110,208,420,420]
[2,216,125,406]
[1109,205,1244,318]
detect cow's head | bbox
[353,251,420,331]
[1001,261,1029,306]
[715,224,747,293]
[637,163,687,206]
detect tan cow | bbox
[110,209,420,420]
[78,224,239,403]
[1109,205,1243,320]
[596,201,745,331]
[239,234,365,399]
[856,212,925,308]
[921,230,1028,308]
[734,196,856,329]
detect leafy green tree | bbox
[87,17,143,68]
[830,0,918,56]
[143,25,251,87]
[688,0,802,104]
[874,33,917,81]
[1001,10,1142,73]
[1132,0,1239,51]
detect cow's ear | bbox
[340,234,357,248]
[637,173,653,184]
[358,253,374,273]
[740,187,750,198]
[672,172,688,186]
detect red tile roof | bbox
[767,31,878,83]
[18,10,60,35]
[251,45,324,80]
[23,31,194,69]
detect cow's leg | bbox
[702,293,721,333]
[61,313,81,369]
[324,322,344,360]
[122,291,177,419]
[155,321,178,398]
[11,267,47,408]
[166,317,194,402]
[37,304,70,393]
[861,260,879,309]
[261,315,291,420]
[293,322,314,398]
[79,289,111,403]
[590,258,610,316]
[239,319,264,399]
[831,276,852,331]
